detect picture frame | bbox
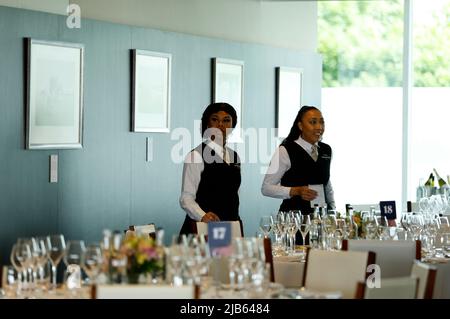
[131,49,171,133]
[212,58,244,143]
[25,38,84,149]
[276,67,303,138]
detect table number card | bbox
[379,201,397,220]
[208,221,232,257]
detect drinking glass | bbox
[322,214,337,235]
[46,234,66,290]
[297,215,311,246]
[439,216,449,229]
[270,213,283,256]
[259,216,273,238]
[286,211,299,255]
[407,214,424,240]
[15,239,34,294]
[10,244,25,296]
[362,212,378,239]
[82,244,103,285]
[29,237,49,292]
[64,240,86,266]
[419,197,430,214]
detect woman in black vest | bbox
[179,103,242,235]
[262,106,335,241]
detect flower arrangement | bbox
[121,235,165,283]
[352,211,363,238]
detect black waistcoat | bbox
[195,143,241,221]
[279,140,332,214]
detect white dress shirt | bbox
[261,136,335,209]
[179,139,232,221]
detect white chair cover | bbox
[345,239,420,278]
[304,249,374,299]
[362,276,418,299]
[411,260,437,299]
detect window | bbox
[319,1,404,211]
[409,0,450,200]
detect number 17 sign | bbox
[208,221,232,257]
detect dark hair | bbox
[201,102,237,135]
[283,105,320,143]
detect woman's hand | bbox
[201,212,220,223]
[289,186,318,201]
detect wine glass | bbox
[64,240,86,266]
[285,212,299,255]
[259,216,273,238]
[46,234,66,290]
[408,214,424,240]
[28,237,49,292]
[15,238,34,293]
[297,214,311,246]
[10,243,25,296]
[322,214,337,235]
[82,243,103,285]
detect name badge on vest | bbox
[208,222,232,257]
[379,201,397,220]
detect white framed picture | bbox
[131,50,171,133]
[276,67,303,138]
[26,38,84,149]
[212,58,244,143]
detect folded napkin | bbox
[423,256,449,264]
[274,255,303,263]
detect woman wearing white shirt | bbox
[179,103,242,235]
[262,105,335,217]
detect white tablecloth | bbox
[431,259,450,299]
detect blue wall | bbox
[0,6,321,263]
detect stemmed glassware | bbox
[362,211,378,239]
[30,237,49,292]
[270,213,283,256]
[259,216,273,238]
[15,238,34,294]
[64,240,86,266]
[10,243,26,296]
[408,214,424,240]
[46,234,66,291]
[82,244,103,285]
[285,211,299,255]
[296,215,311,246]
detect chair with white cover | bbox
[342,239,421,278]
[92,284,197,299]
[302,249,376,299]
[411,260,437,299]
[195,220,243,238]
[355,276,418,299]
[263,237,275,282]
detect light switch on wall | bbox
[146,137,153,162]
[50,154,58,183]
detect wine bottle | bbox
[424,172,434,187]
[310,205,321,248]
[416,178,426,201]
[345,204,352,215]
[433,168,448,188]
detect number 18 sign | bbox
[379,201,397,220]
